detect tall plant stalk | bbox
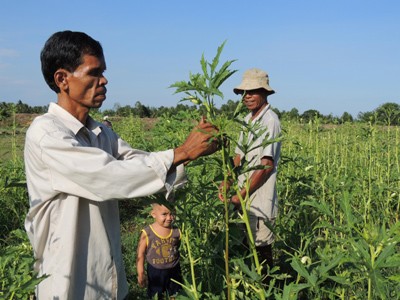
[170,42,281,299]
[220,143,232,298]
[170,41,237,299]
[182,227,200,300]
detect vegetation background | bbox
[0,46,399,299]
[1,102,399,299]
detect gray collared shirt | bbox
[24,103,186,299]
[235,104,281,219]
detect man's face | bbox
[240,88,267,113]
[66,54,108,109]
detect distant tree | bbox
[15,100,31,113]
[358,102,400,125]
[173,104,196,115]
[358,111,376,123]
[272,107,282,119]
[340,112,354,123]
[220,99,240,115]
[301,109,321,123]
[31,105,48,114]
[152,106,171,117]
[0,102,12,120]
[147,106,158,118]
[375,102,400,126]
[116,105,134,117]
[102,109,116,117]
[134,101,151,118]
[112,103,121,112]
[288,108,299,121]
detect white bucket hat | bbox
[233,68,275,95]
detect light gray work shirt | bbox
[24,103,186,299]
[235,104,281,219]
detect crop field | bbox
[1,111,399,299]
[0,47,399,299]
[118,114,400,300]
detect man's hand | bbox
[218,180,241,208]
[218,180,231,201]
[173,117,219,166]
[230,194,241,207]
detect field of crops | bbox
[1,109,399,299]
[117,112,400,300]
[1,45,399,299]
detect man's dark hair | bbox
[41,30,104,93]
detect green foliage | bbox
[0,42,399,299]
[169,41,272,299]
[1,98,398,125]
[275,121,400,299]
[170,40,237,123]
[0,101,47,117]
[1,112,399,298]
[374,102,400,126]
[358,102,400,125]
[0,102,12,120]
[0,151,28,240]
[120,203,149,300]
[0,230,45,299]
[340,111,354,123]
[301,109,322,123]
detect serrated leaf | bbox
[319,253,344,274]
[210,40,226,73]
[290,257,311,281]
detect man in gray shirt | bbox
[24,30,218,299]
[220,68,281,282]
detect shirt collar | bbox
[86,116,102,136]
[47,102,101,136]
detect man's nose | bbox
[100,75,108,86]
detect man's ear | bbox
[54,69,69,92]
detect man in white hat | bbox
[220,68,281,281]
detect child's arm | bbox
[136,231,148,288]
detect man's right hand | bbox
[173,117,219,165]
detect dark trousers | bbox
[147,263,182,299]
[256,244,273,285]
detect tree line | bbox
[1,100,399,125]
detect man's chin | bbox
[92,98,105,108]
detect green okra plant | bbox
[170,40,237,125]
[170,41,282,300]
[170,40,238,299]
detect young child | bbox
[136,203,182,299]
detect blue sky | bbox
[1,0,399,117]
